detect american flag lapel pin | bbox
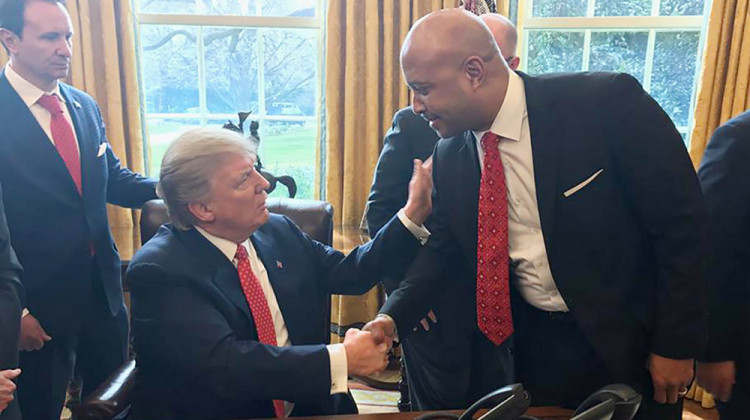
[276,260,283,269]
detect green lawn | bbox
[146,120,317,199]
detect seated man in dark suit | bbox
[0,183,22,420]
[127,127,432,420]
[696,109,750,419]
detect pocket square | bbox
[564,169,604,198]
[97,143,107,157]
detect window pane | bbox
[589,31,648,83]
[262,29,318,117]
[145,118,202,175]
[594,0,651,16]
[258,121,317,199]
[650,31,700,127]
[140,25,199,114]
[527,31,585,74]
[532,0,587,17]
[204,27,259,114]
[137,0,316,17]
[659,0,705,16]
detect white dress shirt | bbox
[473,71,569,312]
[4,63,80,154]
[195,227,348,416]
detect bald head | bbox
[400,9,511,138]
[480,13,519,70]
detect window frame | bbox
[520,0,712,142]
[134,0,326,188]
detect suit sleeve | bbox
[366,111,419,236]
[128,262,332,403]
[0,183,23,371]
[697,120,750,362]
[282,215,422,295]
[88,102,158,208]
[607,73,709,359]
[379,148,463,337]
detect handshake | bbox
[343,315,398,376]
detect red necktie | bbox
[37,94,82,195]
[235,244,286,418]
[476,132,513,346]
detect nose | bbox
[57,38,72,58]
[412,95,426,114]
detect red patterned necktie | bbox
[37,94,82,195]
[476,132,513,346]
[235,244,286,418]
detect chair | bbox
[72,198,334,420]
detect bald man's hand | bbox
[403,157,433,226]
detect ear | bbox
[508,56,521,71]
[464,56,485,89]
[0,29,18,55]
[188,202,215,224]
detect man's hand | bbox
[403,157,433,226]
[363,315,397,349]
[648,353,694,404]
[19,314,52,351]
[343,328,389,376]
[696,360,735,402]
[0,369,21,411]
[416,310,438,332]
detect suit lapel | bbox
[0,73,81,199]
[177,228,255,324]
[453,132,481,263]
[521,72,561,253]
[59,84,95,196]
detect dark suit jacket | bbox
[0,183,22,420]
[367,107,439,239]
[698,110,750,370]
[0,72,157,335]
[381,72,709,389]
[127,214,421,420]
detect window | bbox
[135,0,323,199]
[520,0,710,144]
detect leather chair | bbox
[72,198,334,420]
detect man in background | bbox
[0,1,158,418]
[696,109,750,419]
[0,183,23,420]
[365,13,521,410]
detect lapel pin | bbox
[73,100,82,109]
[276,260,283,269]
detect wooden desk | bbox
[286,408,575,420]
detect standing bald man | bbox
[366,9,707,419]
[365,13,521,410]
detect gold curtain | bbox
[0,2,145,258]
[688,0,750,167]
[325,0,460,343]
[66,0,146,259]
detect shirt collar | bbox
[4,63,64,109]
[195,226,251,262]
[473,70,527,143]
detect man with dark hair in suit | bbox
[696,109,750,419]
[366,9,708,419]
[0,183,23,420]
[127,127,432,420]
[0,1,158,418]
[365,12,522,410]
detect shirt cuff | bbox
[327,343,348,394]
[21,308,30,318]
[397,209,430,245]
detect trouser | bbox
[17,263,128,420]
[513,298,683,420]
